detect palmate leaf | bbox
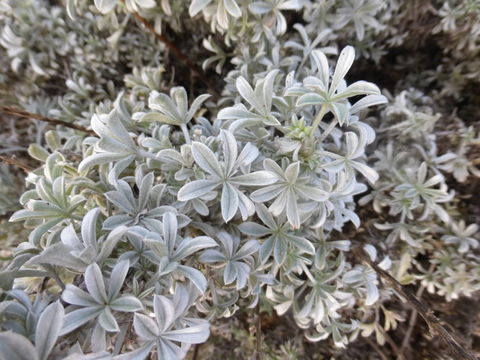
[132,290,210,360]
[219,70,281,128]
[145,88,211,127]
[290,46,386,126]
[251,159,329,228]
[320,131,379,184]
[199,232,259,290]
[61,261,143,335]
[145,212,216,293]
[26,208,128,271]
[10,177,86,245]
[103,170,183,230]
[79,111,137,181]
[178,130,276,222]
[238,204,315,264]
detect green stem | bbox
[317,118,338,143]
[180,124,191,145]
[311,104,327,136]
[139,150,160,161]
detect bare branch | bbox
[365,337,389,360]
[253,304,263,360]
[354,247,477,360]
[0,155,32,173]
[192,343,201,360]
[1,106,94,135]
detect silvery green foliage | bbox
[359,89,480,306]
[430,0,480,98]
[132,287,210,359]
[300,0,394,62]
[0,292,64,360]
[1,29,388,355]
[60,261,143,341]
[94,0,155,14]
[188,0,308,44]
[0,0,163,190]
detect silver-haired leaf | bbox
[85,263,108,304]
[36,302,65,360]
[0,332,39,360]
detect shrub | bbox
[0,0,479,359]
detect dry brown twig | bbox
[253,304,263,360]
[192,343,201,360]
[398,267,432,358]
[365,337,389,360]
[0,155,33,173]
[354,247,478,360]
[1,106,94,135]
[380,326,406,360]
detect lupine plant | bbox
[0,0,479,359]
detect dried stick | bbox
[0,155,32,173]
[398,283,428,359]
[124,4,220,98]
[380,327,406,360]
[254,304,263,360]
[1,106,94,135]
[355,247,477,360]
[192,343,201,360]
[365,337,389,360]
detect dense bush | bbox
[0,1,479,359]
